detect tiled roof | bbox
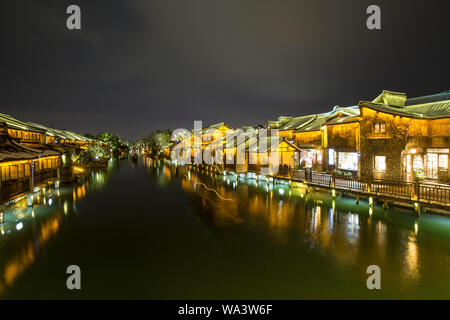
[0,113,45,133]
[27,122,68,139]
[267,116,293,129]
[278,115,316,131]
[28,122,94,142]
[360,99,450,119]
[247,136,299,153]
[293,114,330,132]
[405,90,450,106]
[202,122,231,134]
[325,106,360,125]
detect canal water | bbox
[0,158,449,299]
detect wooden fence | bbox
[281,168,450,208]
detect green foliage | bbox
[87,144,109,160]
[414,169,425,181]
[97,132,120,150]
[143,129,172,156]
[96,132,129,158]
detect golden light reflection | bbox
[0,215,62,295]
[150,162,444,295]
[401,234,421,286]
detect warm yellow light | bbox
[73,166,85,173]
[410,149,417,154]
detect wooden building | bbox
[321,106,361,176]
[292,113,331,171]
[0,113,98,204]
[0,123,59,203]
[359,90,450,182]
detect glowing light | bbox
[73,166,85,174]
[414,222,419,235]
[16,222,23,231]
[64,201,69,215]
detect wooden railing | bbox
[419,183,450,204]
[290,169,306,181]
[310,172,333,187]
[195,162,450,208]
[369,180,414,199]
[282,168,450,207]
[335,177,367,192]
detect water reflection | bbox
[145,159,450,298]
[0,164,114,297]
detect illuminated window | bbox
[18,164,24,178]
[316,150,322,164]
[374,156,386,171]
[413,155,423,171]
[10,165,18,179]
[439,154,448,169]
[25,164,31,176]
[1,167,9,181]
[337,152,358,171]
[328,149,335,165]
[374,122,386,134]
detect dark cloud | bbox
[1,0,450,140]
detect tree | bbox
[96,132,129,158]
[82,143,109,162]
[144,129,172,157]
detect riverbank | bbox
[149,155,449,216]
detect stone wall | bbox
[360,107,408,181]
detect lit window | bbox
[439,154,448,169]
[337,152,358,171]
[10,165,18,179]
[328,149,335,165]
[374,156,386,171]
[374,122,386,134]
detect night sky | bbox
[2,0,449,140]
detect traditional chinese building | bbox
[292,113,331,171]
[0,112,99,204]
[247,136,300,176]
[321,106,361,176]
[359,90,450,182]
